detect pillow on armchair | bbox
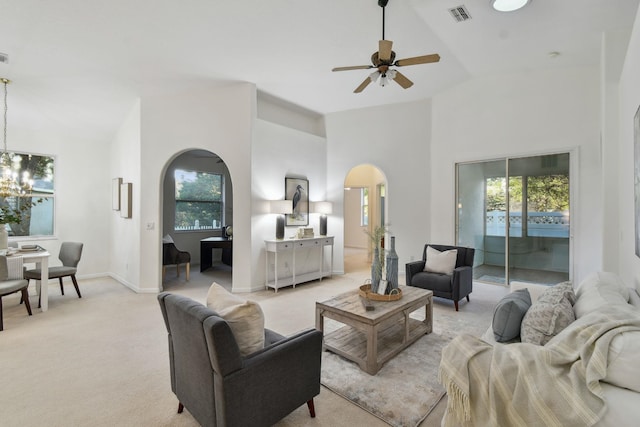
[206,282,265,356]
[423,246,458,275]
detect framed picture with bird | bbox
[285,177,309,226]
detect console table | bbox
[200,237,232,272]
[264,236,334,292]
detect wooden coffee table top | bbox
[316,286,433,324]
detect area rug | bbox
[321,331,451,427]
[319,289,498,427]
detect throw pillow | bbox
[573,272,630,318]
[520,282,576,346]
[206,282,265,357]
[162,234,174,244]
[424,246,458,275]
[492,289,532,342]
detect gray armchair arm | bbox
[217,328,323,427]
[405,260,426,286]
[452,265,473,301]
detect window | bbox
[174,169,223,231]
[361,187,369,226]
[2,152,55,237]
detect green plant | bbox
[0,197,42,225]
[364,225,388,277]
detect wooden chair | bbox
[0,255,32,331]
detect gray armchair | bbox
[405,244,475,311]
[158,292,322,427]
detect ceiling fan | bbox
[332,0,440,93]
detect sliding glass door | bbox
[456,153,571,285]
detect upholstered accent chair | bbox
[158,292,322,427]
[24,242,83,307]
[406,244,475,311]
[0,255,32,331]
[162,241,191,281]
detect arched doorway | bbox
[343,164,387,273]
[161,149,233,290]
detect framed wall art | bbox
[120,182,132,219]
[635,104,640,257]
[112,177,122,210]
[285,177,308,226]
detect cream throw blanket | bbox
[439,305,640,427]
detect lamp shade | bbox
[270,200,293,214]
[314,201,333,215]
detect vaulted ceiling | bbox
[1,0,638,143]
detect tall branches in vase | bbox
[365,225,387,293]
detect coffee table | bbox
[315,286,433,375]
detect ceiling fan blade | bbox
[354,77,372,93]
[392,71,413,89]
[394,53,440,67]
[379,40,393,62]
[332,65,374,72]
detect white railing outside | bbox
[486,211,569,238]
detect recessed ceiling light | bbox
[491,0,531,12]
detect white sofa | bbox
[476,272,640,426]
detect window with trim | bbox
[2,152,55,237]
[361,187,369,226]
[174,169,223,231]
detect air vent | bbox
[449,5,472,22]
[0,53,8,64]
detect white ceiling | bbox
[0,0,638,143]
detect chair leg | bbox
[307,399,316,418]
[186,263,190,282]
[0,297,4,331]
[466,295,470,302]
[177,402,184,414]
[454,300,459,311]
[21,289,32,316]
[59,277,65,295]
[71,275,81,298]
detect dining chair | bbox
[24,242,83,307]
[0,255,32,331]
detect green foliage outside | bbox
[486,175,569,213]
[174,169,223,229]
[0,153,53,235]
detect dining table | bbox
[7,248,51,311]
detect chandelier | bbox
[1,77,33,198]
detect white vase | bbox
[0,225,7,250]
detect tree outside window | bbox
[1,152,54,237]
[174,169,223,231]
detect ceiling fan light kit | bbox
[332,0,440,93]
[491,0,531,12]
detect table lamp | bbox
[270,200,292,240]
[314,201,333,236]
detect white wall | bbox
[251,119,327,290]
[431,67,602,284]
[109,100,142,288]
[326,99,432,276]
[10,108,111,279]
[616,6,640,289]
[107,83,256,293]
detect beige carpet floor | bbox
[0,260,507,427]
